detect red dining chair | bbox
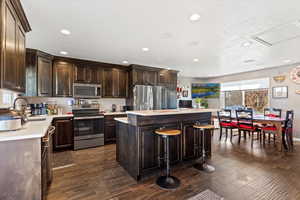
[236,109,261,147]
[217,109,238,142]
[264,108,282,118]
[262,110,294,150]
[262,108,282,145]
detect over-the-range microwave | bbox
[73,83,102,98]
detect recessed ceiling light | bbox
[189,13,201,22]
[142,47,149,52]
[193,58,199,62]
[284,59,291,63]
[122,60,129,64]
[60,29,71,35]
[242,41,252,47]
[60,51,68,55]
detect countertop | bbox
[114,117,128,124]
[0,114,73,142]
[103,112,127,116]
[126,109,218,116]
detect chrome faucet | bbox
[12,97,29,124]
[13,96,29,110]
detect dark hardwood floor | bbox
[48,132,300,200]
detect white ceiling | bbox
[22,0,300,77]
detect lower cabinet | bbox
[104,114,127,144]
[53,117,74,151]
[182,121,212,160]
[139,123,181,174]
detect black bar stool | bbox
[155,129,181,189]
[193,124,215,173]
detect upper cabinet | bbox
[158,69,178,89]
[53,60,73,97]
[103,68,128,98]
[26,49,53,96]
[74,64,102,84]
[131,65,158,86]
[1,0,31,93]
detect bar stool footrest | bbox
[156,176,180,189]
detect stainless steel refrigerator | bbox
[133,85,177,110]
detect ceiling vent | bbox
[252,20,300,46]
[251,36,272,47]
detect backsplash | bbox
[0,89,20,108]
[26,97,126,113]
[0,87,127,113]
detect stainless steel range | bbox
[73,108,104,150]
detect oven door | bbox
[73,84,102,98]
[74,116,104,140]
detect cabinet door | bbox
[118,69,128,97]
[144,70,158,86]
[140,126,160,170]
[53,61,73,97]
[105,124,116,143]
[132,69,144,85]
[182,122,197,160]
[103,68,113,97]
[53,119,73,150]
[16,25,26,92]
[74,65,87,83]
[38,56,52,96]
[3,2,17,90]
[88,66,102,84]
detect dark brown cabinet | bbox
[26,49,53,96]
[139,123,181,173]
[103,68,128,98]
[158,69,178,89]
[53,118,73,151]
[131,65,158,86]
[74,65,102,84]
[104,114,127,143]
[74,65,87,83]
[16,25,26,92]
[53,60,73,97]
[103,68,114,97]
[1,0,30,92]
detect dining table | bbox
[233,115,287,151]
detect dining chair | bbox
[264,108,282,118]
[262,108,282,144]
[284,110,294,151]
[236,109,261,147]
[261,110,294,149]
[217,109,238,141]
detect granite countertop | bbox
[114,117,128,124]
[0,114,73,142]
[126,109,219,116]
[103,112,127,116]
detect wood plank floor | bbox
[48,133,300,200]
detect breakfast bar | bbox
[115,109,217,180]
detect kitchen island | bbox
[115,109,217,180]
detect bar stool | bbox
[155,128,181,189]
[193,124,215,173]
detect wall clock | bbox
[290,67,300,84]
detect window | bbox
[222,78,270,113]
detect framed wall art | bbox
[272,86,288,98]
